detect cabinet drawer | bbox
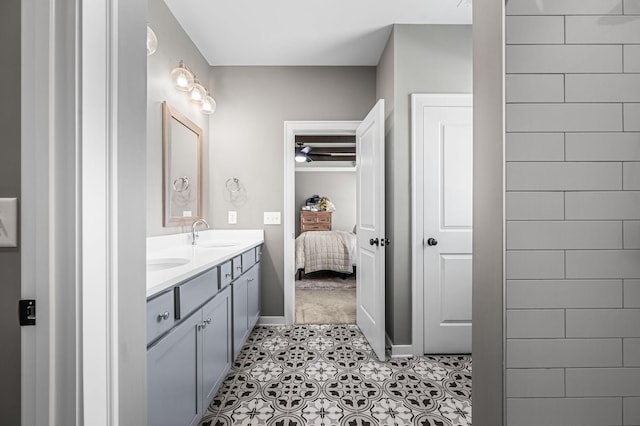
[232,255,243,279]
[219,261,232,289]
[178,268,218,319]
[301,215,318,224]
[302,224,330,231]
[316,215,331,224]
[242,249,256,271]
[147,290,175,345]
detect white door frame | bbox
[411,93,473,356]
[21,1,59,423]
[21,0,147,424]
[283,121,360,326]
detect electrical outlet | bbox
[0,198,18,247]
[263,211,281,225]
[228,211,237,224]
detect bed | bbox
[295,230,356,277]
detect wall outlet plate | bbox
[0,198,18,247]
[263,211,281,225]
[228,211,237,224]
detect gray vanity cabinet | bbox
[147,244,262,425]
[201,286,232,409]
[147,285,232,426]
[247,262,261,329]
[232,275,249,358]
[232,249,262,358]
[147,308,201,426]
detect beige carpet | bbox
[295,288,356,324]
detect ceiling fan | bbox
[295,145,313,163]
[295,143,355,163]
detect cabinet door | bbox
[201,287,232,409]
[232,278,248,358]
[247,263,261,330]
[148,312,202,426]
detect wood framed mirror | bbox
[162,101,203,226]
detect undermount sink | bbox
[198,241,239,249]
[147,257,190,272]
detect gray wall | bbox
[377,24,473,344]
[376,29,396,338]
[504,0,640,424]
[0,0,21,422]
[294,171,356,237]
[147,0,211,236]
[208,66,376,316]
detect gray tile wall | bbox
[505,1,640,424]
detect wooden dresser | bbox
[300,211,332,232]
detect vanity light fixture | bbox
[147,26,158,56]
[201,93,217,115]
[171,60,195,92]
[190,79,207,103]
[170,60,217,115]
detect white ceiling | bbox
[164,0,472,66]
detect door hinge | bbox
[19,299,36,326]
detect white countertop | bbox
[146,229,264,298]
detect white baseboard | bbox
[258,316,286,326]
[386,333,414,358]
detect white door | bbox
[419,95,472,354]
[356,99,386,361]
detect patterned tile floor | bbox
[200,325,472,426]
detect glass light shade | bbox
[190,80,207,103]
[294,154,308,163]
[146,26,158,56]
[201,95,217,115]
[170,61,194,92]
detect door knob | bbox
[427,238,438,246]
[369,238,379,246]
[381,238,390,246]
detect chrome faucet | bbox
[191,218,210,245]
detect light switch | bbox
[0,198,18,247]
[263,211,281,225]
[228,211,237,224]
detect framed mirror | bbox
[162,101,203,226]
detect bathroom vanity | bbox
[146,230,263,426]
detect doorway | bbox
[284,121,361,327]
[293,144,358,324]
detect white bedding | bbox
[295,230,356,274]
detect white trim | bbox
[21,0,53,423]
[295,167,356,173]
[22,0,81,423]
[411,94,473,357]
[283,121,360,326]
[257,316,286,326]
[385,334,414,358]
[82,0,116,420]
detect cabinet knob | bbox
[157,311,170,321]
[225,273,232,278]
[205,318,212,325]
[236,266,242,271]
